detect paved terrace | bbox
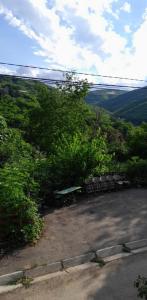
[0,188,147,276]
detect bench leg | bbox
[63,193,76,206]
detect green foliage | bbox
[87,85,147,124]
[0,162,42,243]
[32,154,53,204]
[0,127,32,167]
[126,157,147,184]
[0,115,42,243]
[49,132,112,188]
[0,79,39,130]
[127,124,147,159]
[134,275,147,299]
[91,256,106,267]
[30,78,92,153]
[18,275,33,288]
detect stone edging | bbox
[1,238,147,287]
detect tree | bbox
[128,124,147,159]
[49,132,112,188]
[30,75,93,153]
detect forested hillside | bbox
[1,74,147,246]
[87,86,147,124]
[86,88,126,106]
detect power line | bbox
[0,73,146,90]
[0,61,147,83]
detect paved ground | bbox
[1,188,147,275]
[2,252,147,300]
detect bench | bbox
[54,186,82,207]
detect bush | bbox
[134,275,147,299]
[33,154,54,205]
[49,132,112,188]
[0,162,42,244]
[126,157,147,185]
[0,128,32,166]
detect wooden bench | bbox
[54,186,82,206]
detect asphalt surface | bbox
[2,252,147,300]
[1,188,147,276]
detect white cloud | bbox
[0,0,147,86]
[124,25,132,33]
[0,0,124,74]
[0,66,16,75]
[120,2,131,13]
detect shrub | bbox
[0,127,32,166]
[134,275,147,299]
[0,162,42,244]
[33,154,53,205]
[125,157,147,185]
[49,132,112,188]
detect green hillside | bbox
[0,74,41,95]
[1,76,147,125]
[86,88,126,106]
[87,86,147,124]
[0,75,45,129]
[113,88,147,124]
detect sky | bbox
[0,0,147,85]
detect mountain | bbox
[86,87,147,124]
[0,74,42,97]
[85,88,126,106]
[0,75,46,129]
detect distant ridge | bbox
[86,86,147,124]
[85,88,126,107]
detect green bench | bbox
[54,186,82,206]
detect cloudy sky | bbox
[0,0,147,84]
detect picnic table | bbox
[54,186,82,206]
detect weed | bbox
[91,256,106,267]
[15,275,33,288]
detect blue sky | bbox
[0,0,147,84]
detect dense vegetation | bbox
[87,86,147,124]
[0,75,147,245]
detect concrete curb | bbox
[24,261,62,278]
[96,245,122,258]
[126,239,147,250]
[0,284,22,294]
[132,246,147,254]
[0,262,99,295]
[62,252,95,269]
[0,271,23,286]
[1,239,147,287]
[104,252,132,263]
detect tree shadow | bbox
[74,188,147,251]
[85,253,147,300]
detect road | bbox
[1,252,147,300]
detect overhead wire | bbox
[0,61,147,83]
[0,73,146,90]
